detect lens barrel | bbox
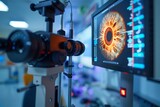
[63,40,85,56]
[7,30,46,63]
[3,30,85,67]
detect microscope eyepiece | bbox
[2,30,85,67]
[7,30,45,63]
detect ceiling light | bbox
[9,21,29,28]
[0,1,9,12]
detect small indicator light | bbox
[120,88,126,97]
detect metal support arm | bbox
[28,66,64,107]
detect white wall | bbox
[134,76,160,106]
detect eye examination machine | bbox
[0,0,160,107]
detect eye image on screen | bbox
[99,11,126,61]
[92,0,153,75]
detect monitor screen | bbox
[92,0,153,76]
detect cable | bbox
[64,1,74,107]
[68,1,73,30]
[65,0,73,39]
[57,12,65,36]
[61,14,64,30]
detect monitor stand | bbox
[120,72,133,107]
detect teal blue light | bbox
[127,0,141,10]
[127,6,132,10]
[134,15,144,22]
[134,24,144,30]
[127,22,132,26]
[134,53,144,57]
[127,57,133,60]
[94,57,97,61]
[0,56,4,62]
[134,43,145,48]
[127,39,132,43]
[134,0,140,4]
[94,40,97,45]
[134,63,145,69]
[127,15,144,26]
[133,6,143,13]
[134,34,145,39]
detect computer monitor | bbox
[92,0,153,76]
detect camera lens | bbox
[5,30,85,67]
[7,30,46,63]
[64,40,85,56]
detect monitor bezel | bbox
[92,0,153,77]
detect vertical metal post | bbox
[28,66,64,107]
[45,17,54,33]
[34,75,57,107]
[58,73,62,107]
[43,75,57,107]
[68,56,72,107]
[120,73,133,107]
[68,3,74,106]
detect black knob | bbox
[30,3,36,11]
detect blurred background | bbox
[0,0,160,107]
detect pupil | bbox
[107,31,112,42]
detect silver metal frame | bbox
[28,66,64,107]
